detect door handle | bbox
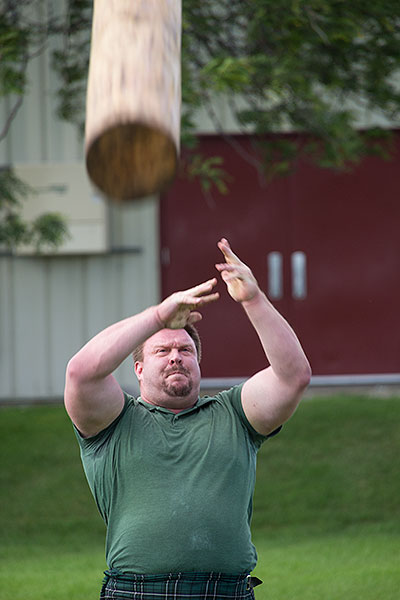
[291,251,307,299]
[267,252,283,300]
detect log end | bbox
[86,122,178,201]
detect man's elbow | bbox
[65,354,85,387]
[294,359,312,393]
[291,358,312,396]
[64,354,92,404]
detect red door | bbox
[290,146,400,375]
[160,133,400,379]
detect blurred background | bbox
[1,1,400,402]
[1,3,399,598]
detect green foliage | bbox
[0,1,86,251]
[30,212,70,250]
[186,154,232,194]
[1,1,400,217]
[183,0,400,177]
[0,167,69,251]
[201,56,253,93]
[0,13,29,96]
[51,1,92,132]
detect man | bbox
[64,238,311,600]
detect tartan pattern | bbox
[100,571,256,600]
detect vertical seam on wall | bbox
[82,256,89,342]
[9,259,16,397]
[45,258,52,395]
[38,2,49,160]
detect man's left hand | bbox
[216,238,260,303]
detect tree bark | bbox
[85,0,181,201]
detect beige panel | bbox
[85,254,124,339]
[14,163,105,219]
[13,162,109,254]
[109,195,160,257]
[7,49,47,161]
[0,249,158,401]
[12,258,49,397]
[47,257,87,396]
[0,259,15,397]
[114,253,147,394]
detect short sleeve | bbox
[73,393,132,455]
[218,384,282,448]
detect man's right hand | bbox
[157,278,220,329]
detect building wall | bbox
[0,194,160,401]
[1,3,399,399]
[0,11,160,401]
[0,222,159,400]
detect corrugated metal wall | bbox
[0,4,160,401]
[0,234,159,400]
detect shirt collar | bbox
[136,394,215,415]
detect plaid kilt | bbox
[100,571,258,600]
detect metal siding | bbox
[114,254,144,394]
[0,259,15,396]
[11,258,49,397]
[0,246,159,401]
[47,257,87,396]
[1,177,160,402]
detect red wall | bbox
[160,133,400,379]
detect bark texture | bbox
[85,0,181,201]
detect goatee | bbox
[162,368,193,397]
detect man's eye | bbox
[156,348,167,354]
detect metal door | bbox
[160,133,400,381]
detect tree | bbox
[0,0,90,251]
[1,1,400,248]
[181,0,400,181]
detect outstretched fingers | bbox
[159,278,219,330]
[187,277,218,296]
[215,263,242,282]
[215,238,260,303]
[183,278,220,306]
[217,238,242,264]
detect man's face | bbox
[134,329,201,408]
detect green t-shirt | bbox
[75,384,280,574]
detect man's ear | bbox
[134,361,143,380]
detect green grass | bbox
[1,395,399,599]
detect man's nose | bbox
[169,350,182,364]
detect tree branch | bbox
[0,94,24,143]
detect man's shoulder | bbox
[202,384,278,446]
[200,383,244,405]
[198,384,245,422]
[74,392,137,452]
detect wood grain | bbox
[85,0,181,201]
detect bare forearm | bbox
[67,276,219,384]
[68,306,162,381]
[242,291,311,385]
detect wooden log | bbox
[85,0,181,201]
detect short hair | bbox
[132,323,202,363]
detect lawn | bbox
[0,393,399,599]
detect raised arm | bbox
[215,238,311,435]
[64,278,219,437]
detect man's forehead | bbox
[144,329,195,350]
